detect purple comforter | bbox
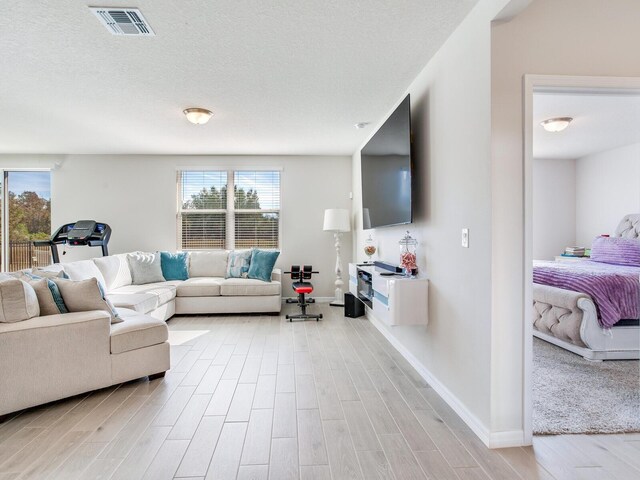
[533,260,640,329]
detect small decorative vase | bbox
[364,235,376,263]
[399,231,417,277]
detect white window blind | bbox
[234,171,280,249]
[178,171,228,250]
[177,170,280,250]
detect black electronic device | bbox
[34,221,112,263]
[361,95,413,229]
[356,270,373,308]
[344,293,365,318]
[374,260,403,273]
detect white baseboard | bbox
[488,430,526,449]
[366,312,525,449]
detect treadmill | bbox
[34,220,112,263]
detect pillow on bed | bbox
[590,236,640,267]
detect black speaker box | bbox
[344,293,365,318]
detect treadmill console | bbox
[67,220,98,243]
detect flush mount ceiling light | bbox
[540,117,573,132]
[354,122,370,129]
[183,108,213,125]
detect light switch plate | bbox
[462,228,469,248]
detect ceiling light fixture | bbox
[540,117,573,132]
[184,108,213,125]
[354,122,370,129]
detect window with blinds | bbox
[178,171,228,249]
[177,170,280,250]
[234,171,280,249]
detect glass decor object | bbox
[399,231,418,277]
[364,235,376,262]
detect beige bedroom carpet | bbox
[533,337,640,435]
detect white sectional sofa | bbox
[91,250,282,319]
[0,250,281,418]
[0,309,169,417]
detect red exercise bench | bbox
[285,265,323,322]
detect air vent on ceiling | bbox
[90,7,155,36]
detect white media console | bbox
[348,263,429,326]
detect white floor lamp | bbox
[323,208,351,307]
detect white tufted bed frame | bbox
[532,214,640,361]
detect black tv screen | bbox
[361,95,412,229]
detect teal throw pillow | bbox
[160,251,189,281]
[226,250,252,279]
[247,249,280,282]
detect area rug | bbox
[533,337,640,435]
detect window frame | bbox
[177,168,282,251]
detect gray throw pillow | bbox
[127,252,165,285]
[32,266,68,279]
[26,277,67,316]
[8,271,68,316]
[53,278,122,324]
[0,278,40,322]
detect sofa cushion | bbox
[110,313,168,354]
[176,277,224,297]
[62,260,107,288]
[189,251,229,278]
[109,282,178,306]
[53,278,122,324]
[0,277,40,322]
[220,278,281,296]
[107,293,159,314]
[127,253,165,285]
[93,254,133,291]
[160,251,189,281]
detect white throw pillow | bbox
[0,278,40,323]
[53,277,122,324]
[62,260,106,288]
[189,251,229,278]
[127,252,165,285]
[94,253,133,291]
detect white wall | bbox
[532,158,576,260]
[492,0,640,439]
[576,143,640,245]
[0,154,352,297]
[352,0,513,443]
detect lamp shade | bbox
[323,209,351,232]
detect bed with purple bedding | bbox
[531,214,640,360]
[533,260,639,329]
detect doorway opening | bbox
[523,76,640,440]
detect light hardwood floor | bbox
[1,304,639,479]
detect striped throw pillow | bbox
[590,236,640,267]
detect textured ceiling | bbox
[533,92,640,160]
[0,0,477,155]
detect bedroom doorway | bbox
[523,75,640,440]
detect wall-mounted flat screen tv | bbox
[361,95,412,229]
